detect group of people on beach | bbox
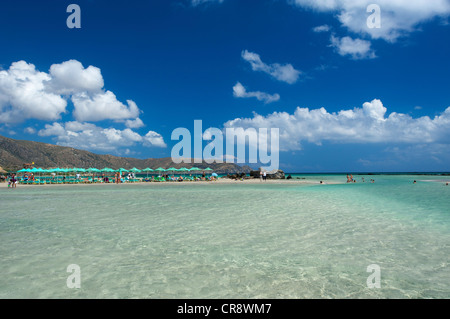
[347,174,375,183]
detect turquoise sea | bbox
[0,174,449,298]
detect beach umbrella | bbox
[167,167,178,176]
[189,167,201,175]
[129,167,141,179]
[155,167,166,177]
[142,168,154,178]
[204,167,213,175]
[177,167,189,177]
[34,168,46,184]
[17,168,31,173]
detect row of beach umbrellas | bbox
[16,166,215,177]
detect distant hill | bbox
[0,135,252,174]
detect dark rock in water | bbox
[249,170,261,178]
[286,174,292,180]
[248,169,286,179]
[267,169,285,179]
[250,169,286,179]
[226,172,249,180]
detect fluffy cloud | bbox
[38,121,166,152]
[144,131,167,148]
[0,59,161,154]
[241,50,301,84]
[49,59,104,94]
[291,0,450,42]
[0,60,144,124]
[233,82,280,104]
[125,118,145,129]
[24,127,37,134]
[224,99,450,151]
[0,61,67,123]
[72,91,140,122]
[330,35,376,59]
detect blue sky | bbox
[0,0,449,172]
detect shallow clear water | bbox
[0,175,449,298]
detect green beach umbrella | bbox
[130,167,141,173]
[167,167,178,175]
[189,167,201,174]
[142,167,154,178]
[17,168,30,173]
[155,167,166,177]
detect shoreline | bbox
[0,178,343,188]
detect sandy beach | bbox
[0,177,341,188]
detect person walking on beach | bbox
[263,171,267,181]
[10,173,17,188]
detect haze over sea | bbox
[1,174,449,298]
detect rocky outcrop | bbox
[249,169,285,179]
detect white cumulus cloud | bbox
[0,61,67,123]
[241,50,301,84]
[38,121,167,152]
[233,82,280,104]
[72,91,140,122]
[330,35,376,59]
[291,0,450,42]
[0,60,144,124]
[224,99,450,151]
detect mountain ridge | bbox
[0,135,252,174]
